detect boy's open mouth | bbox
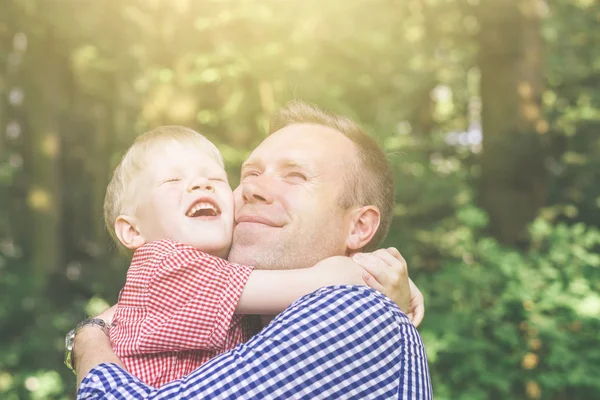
[186,200,221,218]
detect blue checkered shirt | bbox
[78,285,432,399]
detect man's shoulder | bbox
[310,285,410,321]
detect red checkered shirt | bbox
[109,240,259,388]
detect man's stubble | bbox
[228,217,348,270]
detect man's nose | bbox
[187,178,214,193]
[241,177,273,204]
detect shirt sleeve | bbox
[77,363,153,399]
[116,241,253,355]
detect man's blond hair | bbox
[270,101,395,251]
[104,126,223,246]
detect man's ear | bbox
[114,215,146,250]
[345,205,381,251]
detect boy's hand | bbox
[352,248,424,327]
[406,276,425,328]
[352,249,410,312]
[312,256,365,286]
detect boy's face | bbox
[132,140,234,258]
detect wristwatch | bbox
[64,318,110,374]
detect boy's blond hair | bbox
[104,126,224,246]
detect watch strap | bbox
[64,318,111,374]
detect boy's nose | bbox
[188,180,214,193]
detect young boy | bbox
[105,126,403,387]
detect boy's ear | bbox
[114,215,146,250]
[345,205,381,252]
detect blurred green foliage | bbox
[0,0,599,399]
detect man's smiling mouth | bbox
[236,215,282,227]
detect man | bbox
[73,101,432,399]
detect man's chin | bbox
[233,224,276,244]
[228,241,277,269]
[228,246,259,266]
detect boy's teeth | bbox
[187,202,218,217]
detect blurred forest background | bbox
[0,0,599,398]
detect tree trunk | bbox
[477,0,547,245]
[23,25,64,290]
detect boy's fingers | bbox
[385,247,402,259]
[352,253,388,285]
[407,280,425,327]
[385,248,408,270]
[411,303,424,327]
[371,249,395,267]
[371,250,408,288]
[362,272,385,293]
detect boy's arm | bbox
[236,256,365,314]
[238,249,423,326]
[114,242,253,355]
[121,243,420,356]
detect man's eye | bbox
[287,172,307,181]
[164,178,181,183]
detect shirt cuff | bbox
[77,363,151,399]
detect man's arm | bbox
[74,249,421,388]
[74,325,124,386]
[77,285,432,399]
[74,305,122,387]
[73,256,360,390]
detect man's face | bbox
[228,123,358,269]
